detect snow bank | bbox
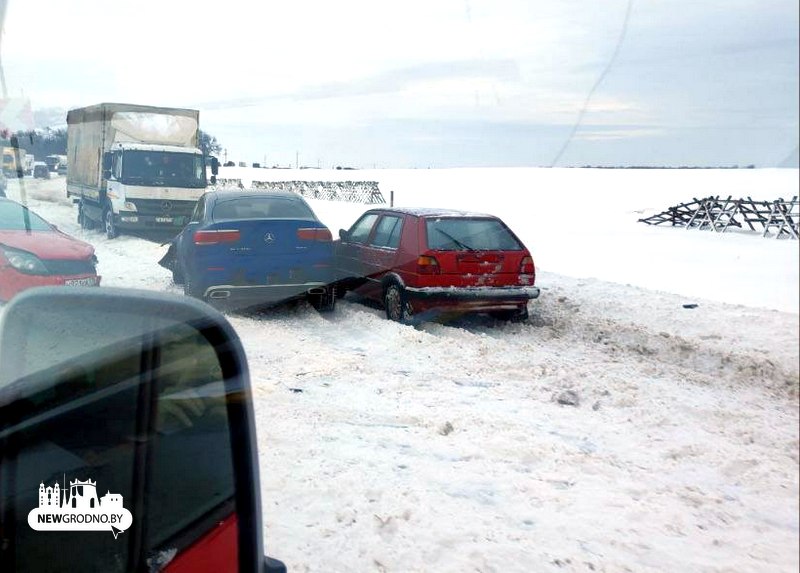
[2,172,798,572]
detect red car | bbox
[334,208,540,322]
[0,197,99,301]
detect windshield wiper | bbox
[436,228,474,251]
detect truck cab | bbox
[101,143,207,235]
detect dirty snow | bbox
[2,170,799,572]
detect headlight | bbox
[123,201,137,211]
[2,246,49,274]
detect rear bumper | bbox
[203,282,330,304]
[404,285,540,301]
[403,285,540,313]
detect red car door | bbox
[358,214,405,299]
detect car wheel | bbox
[491,305,529,323]
[310,286,336,313]
[384,283,412,324]
[103,206,118,239]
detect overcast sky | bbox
[1,0,797,167]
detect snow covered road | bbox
[4,174,799,572]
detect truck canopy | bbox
[67,103,201,189]
[67,103,200,147]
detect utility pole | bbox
[295,151,299,169]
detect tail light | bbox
[194,229,241,245]
[297,228,332,241]
[417,255,440,275]
[520,256,534,274]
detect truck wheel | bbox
[78,202,95,230]
[384,283,412,324]
[103,206,118,239]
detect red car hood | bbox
[0,230,95,260]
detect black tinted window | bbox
[144,328,235,554]
[426,218,522,251]
[213,196,314,220]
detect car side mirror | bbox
[210,175,217,185]
[338,229,349,241]
[0,287,285,573]
[211,157,219,175]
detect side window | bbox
[144,327,235,557]
[190,197,205,223]
[112,152,122,180]
[370,216,404,249]
[347,213,379,244]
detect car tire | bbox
[310,286,336,313]
[78,202,95,230]
[103,205,118,239]
[384,283,413,324]
[491,305,529,323]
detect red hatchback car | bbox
[334,208,540,323]
[0,198,100,301]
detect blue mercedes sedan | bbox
[160,190,336,312]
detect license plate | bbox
[155,217,173,223]
[65,277,98,287]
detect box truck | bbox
[2,146,26,178]
[67,103,218,238]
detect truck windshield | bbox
[121,151,206,188]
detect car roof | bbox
[367,207,497,218]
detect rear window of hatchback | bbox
[425,217,523,251]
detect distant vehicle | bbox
[334,208,540,323]
[2,146,26,178]
[0,171,6,197]
[66,103,218,239]
[238,161,247,167]
[160,190,336,312]
[223,160,235,167]
[56,162,68,175]
[32,162,50,179]
[252,162,261,168]
[0,197,100,301]
[45,154,67,172]
[23,154,34,176]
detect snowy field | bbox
[3,170,799,572]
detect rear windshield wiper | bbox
[435,228,474,251]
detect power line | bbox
[549,0,635,167]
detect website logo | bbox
[28,478,133,538]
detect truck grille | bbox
[129,199,196,217]
[43,259,96,275]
